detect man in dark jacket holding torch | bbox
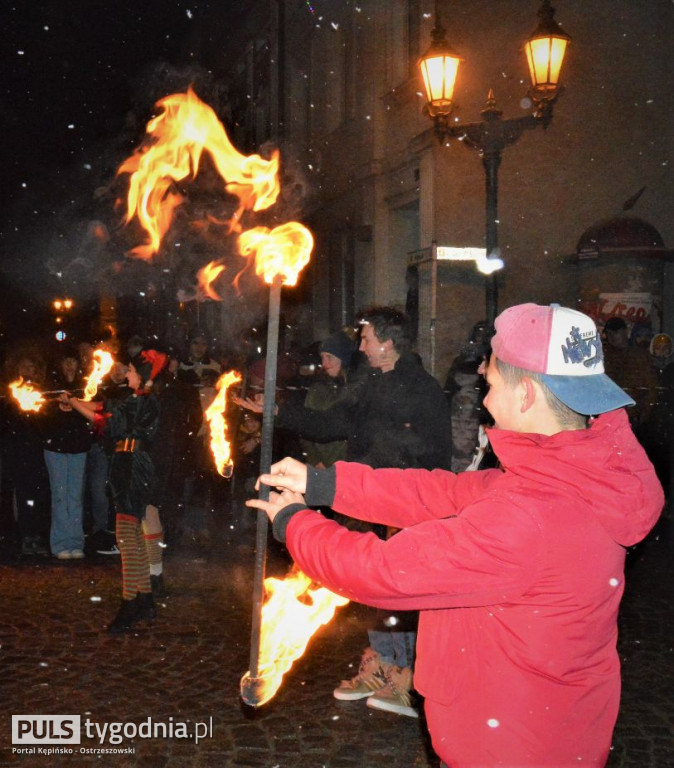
[236,306,452,717]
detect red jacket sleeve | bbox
[285,497,542,611]
[331,461,503,527]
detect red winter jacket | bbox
[283,409,663,767]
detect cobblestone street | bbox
[0,509,672,767]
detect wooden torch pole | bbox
[241,274,283,706]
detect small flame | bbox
[82,350,114,402]
[241,567,349,706]
[9,378,45,412]
[205,370,242,477]
[197,260,226,301]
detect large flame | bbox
[205,370,242,477]
[82,349,114,402]
[120,88,283,256]
[241,567,349,706]
[9,378,45,412]
[119,88,312,285]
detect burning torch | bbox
[116,87,329,708]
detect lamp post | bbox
[52,297,75,341]
[418,0,571,327]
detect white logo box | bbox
[12,716,81,744]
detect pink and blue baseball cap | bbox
[491,303,635,415]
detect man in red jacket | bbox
[247,303,664,768]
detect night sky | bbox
[1,1,220,330]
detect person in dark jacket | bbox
[40,350,92,559]
[235,307,452,718]
[146,357,203,588]
[65,350,167,633]
[300,330,356,469]
[270,311,452,470]
[1,350,51,556]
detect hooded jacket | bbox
[277,409,663,767]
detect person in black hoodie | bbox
[40,349,92,559]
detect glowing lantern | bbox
[524,0,571,106]
[418,12,464,119]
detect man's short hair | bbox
[494,358,588,430]
[358,307,412,354]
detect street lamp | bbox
[52,297,75,341]
[418,0,571,326]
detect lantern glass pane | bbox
[547,38,568,84]
[526,36,568,88]
[421,54,460,106]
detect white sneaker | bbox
[70,550,85,559]
[333,648,390,701]
[55,551,72,560]
[366,666,418,718]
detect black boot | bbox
[150,574,167,598]
[136,592,156,622]
[108,598,139,634]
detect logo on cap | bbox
[561,326,602,369]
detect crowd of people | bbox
[0,330,253,629]
[0,301,670,765]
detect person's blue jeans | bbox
[86,442,110,534]
[44,450,86,555]
[368,629,416,668]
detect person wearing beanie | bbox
[300,331,356,469]
[64,349,168,633]
[247,303,663,768]
[319,330,356,371]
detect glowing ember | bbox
[82,349,114,402]
[240,567,349,706]
[9,378,45,412]
[197,260,226,301]
[205,370,242,477]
